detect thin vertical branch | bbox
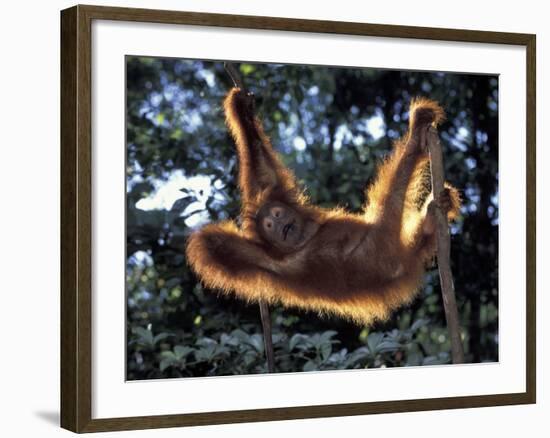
[259,301,275,373]
[427,127,465,364]
[224,61,275,373]
[224,62,245,89]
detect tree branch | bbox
[224,62,245,90]
[259,300,275,373]
[224,61,275,373]
[427,127,465,364]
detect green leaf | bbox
[160,351,176,360]
[153,332,173,345]
[406,352,423,366]
[240,64,256,76]
[320,343,332,362]
[195,345,216,362]
[271,333,285,344]
[159,358,173,372]
[248,334,264,353]
[366,332,384,353]
[174,346,194,360]
[320,330,338,343]
[164,277,181,289]
[170,197,194,215]
[230,329,249,342]
[289,334,308,351]
[128,182,154,202]
[195,337,217,347]
[377,340,401,353]
[338,182,351,194]
[422,356,441,366]
[170,128,183,140]
[345,347,369,366]
[220,333,239,346]
[133,327,153,346]
[215,345,230,357]
[303,361,318,372]
[410,318,430,332]
[242,350,257,366]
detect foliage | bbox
[126,57,499,379]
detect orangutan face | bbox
[256,201,308,251]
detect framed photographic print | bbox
[60,4,536,433]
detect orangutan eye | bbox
[272,207,283,218]
[264,218,274,230]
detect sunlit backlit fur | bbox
[186,89,460,325]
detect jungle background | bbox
[126,57,499,380]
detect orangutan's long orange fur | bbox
[186,89,460,325]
